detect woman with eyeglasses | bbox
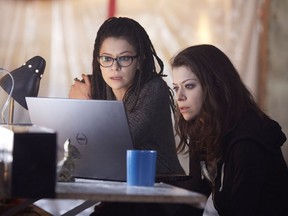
[70,16,184,176]
[69,17,192,216]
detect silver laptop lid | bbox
[26,97,134,181]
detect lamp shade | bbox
[0,56,46,109]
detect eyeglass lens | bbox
[98,56,137,67]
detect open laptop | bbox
[26,97,134,181]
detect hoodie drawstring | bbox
[219,163,225,192]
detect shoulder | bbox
[146,76,167,86]
[141,76,170,93]
[225,111,286,153]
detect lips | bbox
[110,76,122,80]
[179,106,189,113]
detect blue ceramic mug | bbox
[126,150,157,187]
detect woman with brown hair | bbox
[171,44,288,216]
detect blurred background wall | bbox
[1,0,287,171]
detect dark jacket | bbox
[213,111,288,216]
[107,76,184,175]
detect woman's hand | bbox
[69,74,92,99]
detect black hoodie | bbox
[213,111,288,216]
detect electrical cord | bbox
[0,68,14,124]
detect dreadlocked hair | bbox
[91,17,175,112]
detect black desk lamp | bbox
[0,56,46,124]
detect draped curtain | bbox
[0,0,263,124]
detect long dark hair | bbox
[171,44,267,163]
[91,17,174,111]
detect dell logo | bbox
[76,133,88,145]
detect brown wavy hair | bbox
[171,44,267,163]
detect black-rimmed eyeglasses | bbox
[97,55,138,68]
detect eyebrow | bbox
[100,51,134,56]
[172,78,197,85]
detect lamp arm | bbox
[0,68,15,124]
[8,98,14,124]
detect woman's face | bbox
[99,37,138,100]
[172,65,204,121]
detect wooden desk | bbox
[56,178,207,209]
[1,178,207,216]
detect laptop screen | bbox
[26,97,134,181]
